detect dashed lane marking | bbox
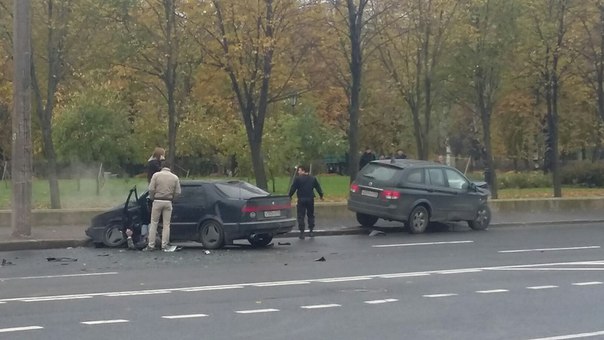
[528,330,604,340]
[235,309,279,314]
[373,240,474,248]
[527,285,558,290]
[301,304,341,309]
[476,289,509,294]
[81,319,129,325]
[499,246,600,254]
[0,326,43,333]
[364,299,398,304]
[572,282,603,286]
[162,314,208,319]
[422,294,458,298]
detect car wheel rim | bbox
[106,227,124,245]
[413,210,426,228]
[476,208,489,226]
[203,224,220,245]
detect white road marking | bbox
[0,326,43,333]
[476,289,509,294]
[301,304,341,309]
[81,319,129,325]
[423,294,458,298]
[527,285,558,290]
[499,246,600,253]
[364,299,398,304]
[572,282,603,286]
[235,309,279,314]
[0,272,118,281]
[528,330,604,340]
[2,260,603,305]
[373,240,474,248]
[493,268,604,272]
[162,314,208,319]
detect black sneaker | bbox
[309,231,314,237]
[298,231,305,240]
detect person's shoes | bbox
[298,231,305,240]
[142,246,155,252]
[309,230,314,237]
[163,245,178,252]
[127,237,135,249]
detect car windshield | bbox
[215,181,269,199]
[360,163,399,184]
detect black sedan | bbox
[85,180,295,249]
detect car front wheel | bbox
[248,234,273,247]
[407,206,429,234]
[468,205,491,230]
[199,220,225,249]
[356,213,378,228]
[102,224,126,247]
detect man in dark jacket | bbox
[359,147,376,169]
[288,165,324,239]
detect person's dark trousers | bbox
[296,198,315,231]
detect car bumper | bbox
[347,199,408,222]
[85,226,104,242]
[224,218,296,238]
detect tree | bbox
[12,0,33,236]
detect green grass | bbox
[1,175,604,209]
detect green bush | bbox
[561,162,604,187]
[497,171,552,189]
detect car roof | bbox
[179,179,251,186]
[370,159,439,169]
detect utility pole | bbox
[12,0,33,237]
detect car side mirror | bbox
[467,182,476,192]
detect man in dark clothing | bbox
[147,147,165,183]
[359,147,376,169]
[288,165,324,239]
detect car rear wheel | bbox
[102,224,126,247]
[356,213,378,228]
[468,205,491,230]
[248,234,273,247]
[407,206,429,234]
[199,220,225,249]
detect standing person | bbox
[395,149,407,159]
[144,161,181,252]
[147,147,165,183]
[359,147,376,169]
[288,165,324,239]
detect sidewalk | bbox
[2,209,604,252]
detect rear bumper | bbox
[224,218,296,239]
[347,199,408,222]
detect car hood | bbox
[89,204,125,228]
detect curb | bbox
[0,239,92,252]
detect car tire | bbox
[468,205,491,231]
[199,220,225,249]
[102,223,127,247]
[407,205,429,234]
[356,213,378,228]
[248,233,273,247]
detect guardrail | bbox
[0,197,603,227]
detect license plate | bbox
[264,210,281,217]
[361,190,379,198]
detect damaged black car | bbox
[86,180,295,249]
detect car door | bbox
[425,167,452,221]
[170,185,208,241]
[443,168,483,220]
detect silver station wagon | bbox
[347,159,491,233]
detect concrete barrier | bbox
[1,197,604,227]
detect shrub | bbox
[497,171,552,189]
[561,162,604,187]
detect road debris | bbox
[1,259,15,266]
[278,242,291,246]
[204,250,211,255]
[369,230,386,237]
[46,257,78,262]
[314,256,326,262]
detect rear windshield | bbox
[359,163,400,184]
[215,182,269,199]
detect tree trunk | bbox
[12,0,33,237]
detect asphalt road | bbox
[1,222,604,340]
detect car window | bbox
[428,168,446,187]
[359,163,399,184]
[404,168,424,184]
[215,181,269,199]
[174,185,206,205]
[445,168,468,190]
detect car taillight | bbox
[382,190,400,200]
[350,183,359,193]
[241,205,258,213]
